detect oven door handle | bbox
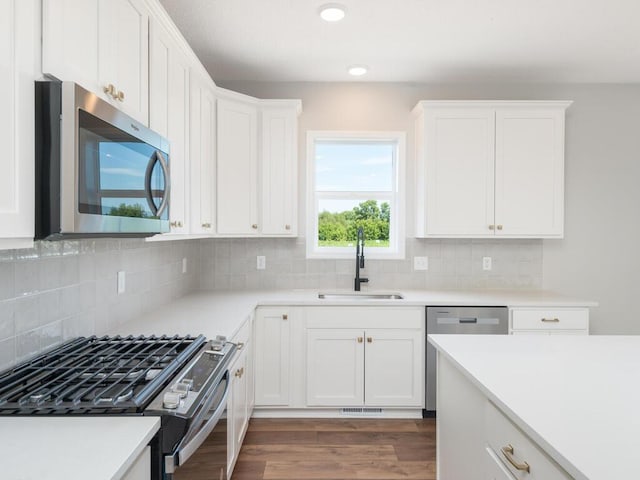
[174,371,231,468]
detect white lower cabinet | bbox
[510,308,589,335]
[437,353,571,480]
[227,315,253,478]
[120,446,150,480]
[254,308,291,406]
[305,307,424,408]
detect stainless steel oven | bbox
[35,81,170,240]
[0,335,236,480]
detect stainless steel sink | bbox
[317,292,404,300]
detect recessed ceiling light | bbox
[319,3,346,22]
[348,65,368,76]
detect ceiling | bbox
[159,0,640,84]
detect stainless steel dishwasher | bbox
[425,306,508,416]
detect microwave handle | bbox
[144,150,171,217]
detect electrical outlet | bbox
[482,257,492,271]
[117,271,126,294]
[257,255,266,270]
[413,256,429,271]
[182,257,187,274]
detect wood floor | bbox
[178,418,436,480]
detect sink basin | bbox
[317,292,404,300]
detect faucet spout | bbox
[354,227,368,291]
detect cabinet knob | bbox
[103,84,116,98]
[116,90,125,102]
[236,342,244,350]
[285,224,291,230]
[282,314,288,320]
[202,222,211,229]
[357,337,363,343]
[367,337,373,343]
[252,224,258,229]
[488,225,495,230]
[235,367,244,378]
[496,224,503,230]
[170,220,183,228]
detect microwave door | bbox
[144,150,171,218]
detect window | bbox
[306,131,405,259]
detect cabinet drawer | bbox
[486,401,571,480]
[485,446,516,480]
[511,308,588,331]
[306,307,423,329]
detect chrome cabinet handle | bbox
[501,444,530,473]
[541,317,560,323]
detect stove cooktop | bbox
[0,335,206,414]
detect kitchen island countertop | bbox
[429,334,639,480]
[0,416,160,480]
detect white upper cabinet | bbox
[414,101,571,238]
[216,97,259,235]
[261,103,301,236]
[0,0,37,249]
[43,0,149,124]
[149,19,190,234]
[494,108,566,236]
[189,72,216,235]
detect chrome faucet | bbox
[354,227,368,291]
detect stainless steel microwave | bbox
[35,81,170,240]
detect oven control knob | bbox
[180,378,194,389]
[163,392,181,409]
[173,382,190,398]
[215,335,227,343]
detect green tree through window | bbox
[318,200,390,247]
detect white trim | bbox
[306,131,406,260]
[252,408,423,419]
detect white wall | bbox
[221,81,640,334]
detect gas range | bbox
[0,334,237,479]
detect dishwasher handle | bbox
[436,316,500,325]
[459,317,477,324]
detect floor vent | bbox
[340,407,384,416]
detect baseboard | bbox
[252,407,424,419]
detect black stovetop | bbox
[0,335,206,414]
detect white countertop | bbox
[0,416,160,480]
[115,289,597,340]
[428,334,639,480]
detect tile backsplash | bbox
[198,237,543,292]
[0,238,200,370]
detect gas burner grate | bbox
[0,334,206,414]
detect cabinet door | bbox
[261,107,297,235]
[0,0,37,249]
[189,73,215,234]
[485,447,517,480]
[42,0,99,90]
[364,329,423,406]
[495,108,565,237]
[306,329,364,406]
[424,108,495,236]
[254,309,290,406]
[98,0,149,124]
[216,98,258,235]
[149,22,190,233]
[228,348,249,472]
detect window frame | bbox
[306,130,406,260]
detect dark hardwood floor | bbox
[178,418,436,480]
